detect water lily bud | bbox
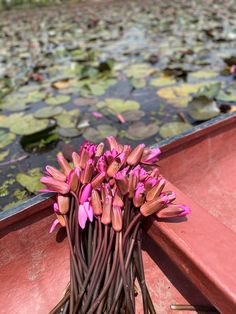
[79,148,89,169]
[91,171,106,189]
[127,144,145,166]
[81,159,94,184]
[57,153,72,176]
[114,172,129,195]
[46,165,67,182]
[144,176,157,192]
[128,172,138,198]
[107,157,122,177]
[57,195,70,214]
[101,195,112,225]
[146,178,166,201]
[91,190,103,216]
[150,168,160,179]
[113,190,124,207]
[72,152,80,169]
[120,145,131,166]
[133,183,145,207]
[68,170,79,192]
[166,191,176,203]
[40,177,70,194]
[106,136,119,152]
[141,147,161,165]
[80,183,92,204]
[56,213,66,227]
[140,195,168,217]
[95,142,105,157]
[111,206,122,232]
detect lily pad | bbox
[10,114,50,135]
[104,98,140,113]
[123,110,145,121]
[157,82,220,107]
[150,75,176,87]
[83,124,118,143]
[0,113,24,129]
[125,63,155,79]
[45,95,71,106]
[131,78,146,89]
[188,70,219,80]
[34,106,63,119]
[55,109,80,128]
[126,122,159,140]
[187,96,220,121]
[0,150,9,161]
[0,132,16,148]
[216,90,236,102]
[16,168,44,193]
[57,127,82,138]
[159,122,192,139]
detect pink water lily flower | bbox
[141,147,161,165]
[78,201,94,229]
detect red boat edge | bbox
[1,112,236,313]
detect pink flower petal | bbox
[78,204,88,229]
[84,202,94,222]
[49,219,59,233]
[92,111,103,119]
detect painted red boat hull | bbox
[1,113,236,313]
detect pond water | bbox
[1,0,236,209]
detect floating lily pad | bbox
[16,168,44,193]
[126,122,159,140]
[123,110,145,121]
[216,90,236,102]
[10,114,50,135]
[151,75,176,87]
[83,124,118,143]
[45,95,71,106]
[33,106,63,119]
[159,122,192,139]
[103,98,140,113]
[125,63,155,79]
[57,127,82,138]
[188,70,219,80]
[0,150,9,161]
[157,82,220,107]
[131,78,146,89]
[187,96,220,121]
[0,113,24,129]
[52,79,71,89]
[0,131,16,148]
[196,82,221,99]
[55,109,80,128]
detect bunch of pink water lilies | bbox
[41,137,190,314]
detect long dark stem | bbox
[118,231,135,314]
[86,232,119,314]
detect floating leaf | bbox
[52,79,71,89]
[150,75,176,87]
[55,109,80,128]
[159,122,192,139]
[0,132,16,148]
[123,110,145,121]
[83,124,118,143]
[187,96,220,121]
[126,122,159,140]
[188,70,219,80]
[125,63,155,79]
[16,168,43,193]
[131,78,146,89]
[157,82,219,107]
[216,90,236,102]
[34,106,63,119]
[10,114,49,135]
[104,98,140,113]
[45,95,71,106]
[57,127,82,138]
[0,150,9,161]
[196,82,221,99]
[0,113,24,129]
